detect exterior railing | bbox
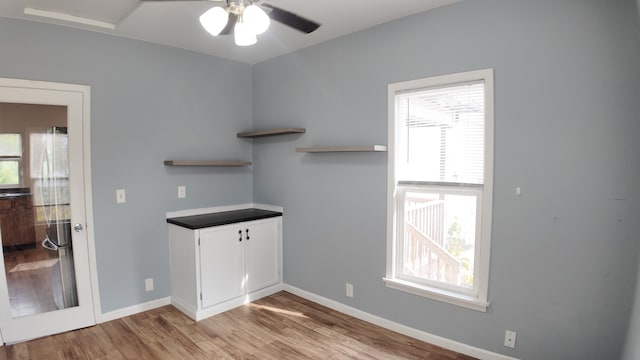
[403,197,461,284]
[405,198,445,246]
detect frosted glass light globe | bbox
[199,7,228,36]
[234,21,257,46]
[243,5,270,35]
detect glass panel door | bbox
[1,108,79,318]
[0,80,95,344]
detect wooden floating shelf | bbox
[295,145,387,153]
[237,128,306,138]
[164,160,252,166]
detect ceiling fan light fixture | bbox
[234,19,257,46]
[243,5,270,35]
[199,7,228,36]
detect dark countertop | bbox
[0,193,32,198]
[167,208,282,230]
[0,188,32,198]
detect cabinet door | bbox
[245,218,280,293]
[199,225,244,308]
[0,199,13,247]
[14,197,35,246]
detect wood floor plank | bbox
[0,291,477,360]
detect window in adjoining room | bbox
[0,133,23,187]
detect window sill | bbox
[382,277,489,312]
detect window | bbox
[384,69,494,311]
[0,133,23,187]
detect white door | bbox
[245,218,280,293]
[0,79,96,343]
[199,224,244,308]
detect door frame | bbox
[0,77,100,343]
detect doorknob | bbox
[74,223,84,232]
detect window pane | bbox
[396,82,484,184]
[0,161,20,185]
[0,134,22,157]
[402,191,477,289]
[31,131,69,178]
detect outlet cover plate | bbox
[504,330,516,348]
[346,283,354,298]
[145,278,154,292]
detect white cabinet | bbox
[168,215,282,321]
[199,225,244,309]
[244,220,280,293]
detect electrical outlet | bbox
[178,186,186,199]
[346,283,354,298]
[145,278,154,292]
[116,189,126,204]
[504,330,516,349]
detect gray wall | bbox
[631,4,640,356]
[0,18,254,312]
[0,0,639,358]
[625,0,640,323]
[252,0,640,359]
[624,264,640,360]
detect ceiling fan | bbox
[141,0,321,46]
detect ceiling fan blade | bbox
[261,3,320,34]
[218,13,237,35]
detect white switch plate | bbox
[145,278,154,292]
[504,330,516,348]
[178,186,186,199]
[346,283,354,298]
[116,189,126,204]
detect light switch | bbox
[178,186,186,199]
[116,189,126,204]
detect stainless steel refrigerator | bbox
[39,127,78,310]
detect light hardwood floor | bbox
[0,291,477,359]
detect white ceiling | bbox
[0,0,458,64]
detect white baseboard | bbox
[97,296,172,323]
[96,285,284,324]
[282,284,518,360]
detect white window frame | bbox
[384,69,494,312]
[0,133,24,188]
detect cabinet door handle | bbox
[238,229,242,242]
[245,228,250,240]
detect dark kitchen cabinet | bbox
[0,195,35,248]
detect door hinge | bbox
[200,292,203,301]
[198,237,200,246]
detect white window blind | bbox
[396,81,485,185]
[0,134,22,157]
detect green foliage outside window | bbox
[0,161,19,185]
